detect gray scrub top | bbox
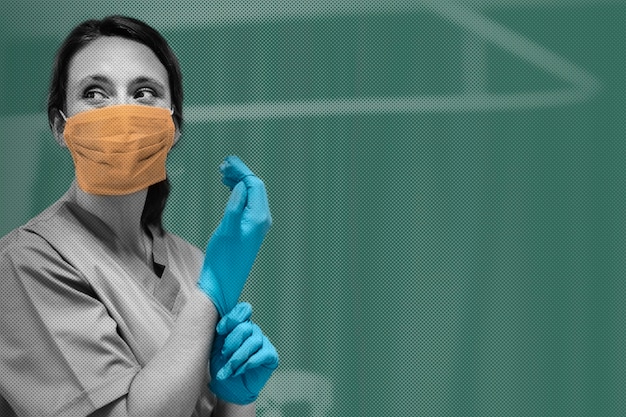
[0,188,217,417]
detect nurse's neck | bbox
[70,181,149,255]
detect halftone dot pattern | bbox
[1,2,625,417]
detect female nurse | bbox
[0,15,277,417]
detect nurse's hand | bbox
[209,302,279,405]
[197,155,272,316]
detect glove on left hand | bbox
[209,302,279,405]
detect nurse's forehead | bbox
[67,36,168,83]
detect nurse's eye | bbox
[83,88,108,103]
[134,88,158,102]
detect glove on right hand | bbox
[197,156,272,316]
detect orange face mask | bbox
[62,105,176,195]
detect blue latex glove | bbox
[197,156,272,316]
[209,302,279,405]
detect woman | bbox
[0,15,277,417]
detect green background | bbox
[1,1,625,416]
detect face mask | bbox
[62,105,176,195]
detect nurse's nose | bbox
[114,94,132,105]
[110,87,134,105]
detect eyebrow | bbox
[74,75,168,91]
[74,75,111,88]
[132,77,168,90]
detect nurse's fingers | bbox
[217,324,264,380]
[231,336,279,377]
[221,320,256,358]
[216,302,253,335]
[220,155,254,190]
[241,175,271,232]
[221,321,263,360]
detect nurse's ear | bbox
[50,108,68,148]
[171,106,181,146]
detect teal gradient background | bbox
[1,1,625,416]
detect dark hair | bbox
[47,15,184,236]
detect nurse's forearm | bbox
[126,288,217,417]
